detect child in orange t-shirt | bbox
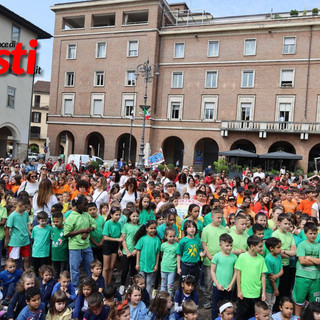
[298,189,316,216]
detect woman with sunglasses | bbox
[17,171,39,197]
[39,165,49,181]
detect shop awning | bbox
[219,148,258,158]
[258,151,302,160]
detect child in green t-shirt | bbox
[271,213,296,299]
[5,196,31,270]
[177,220,204,285]
[201,207,227,309]
[235,236,268,320]
[230,214,248,256]
[292,222,320,316]
[252,223,268,257]
[51,212,68,279]
[134,220,161,295]
[87,203,105,264]
[211,233,237,319]
[264,237,283,314]
[160,227,179,296]
[31,211,52,275]
[138,195,155,225]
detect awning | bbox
[219,148,258,158]
[258,151,302,160]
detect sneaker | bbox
[119,285,125,296]
[203,301,212,309]
[151,289,157,299]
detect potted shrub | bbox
[290,9,299,17]
[214,158,229,175]
[312,8,319,15]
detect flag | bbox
[144,108,151,120]
[139,108,151,120]
[147,148,164,166]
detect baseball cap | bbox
[228,196,236,201]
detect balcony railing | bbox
[30,133,47,139]
[221,120,320,133]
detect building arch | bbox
[231,139,256,153]
[194,138,219,171]
[56,131,75,158]
[308,143,320,172]
[0,124,21,158]
[268,141,296,154]
[267,141,296,172]
[116,133,137,163]
[162,136,184,167]
[86,132,105,158]
[29,144,39,153]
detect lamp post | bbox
[135,59,159,171]
[128,114,134,164]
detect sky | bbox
[1,0,319,81]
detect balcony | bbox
[30,133,47,140]
[221,120,320,136]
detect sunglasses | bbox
[15,166,20,168]
[3,168,9,170]
[41,168,48,171]
[31,175,37,178]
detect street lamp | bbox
[135,59,159,170]
[128,113,134,164]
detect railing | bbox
[221,120,320,133]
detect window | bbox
[62,93,75,115]
[32,112,41,123]
[122,93,136,117]
[208,41,219,57]
[96,43,106,58]
[241,70,255,88]
[244,39,256,56]
[91,93,104,116]
[237,95,255,124]
[174,43,185,58]
[283,37,296,54]
[63,16,85,30]
[205,71,218,88]
[201,95,218,121]
[280,69,294,87]
[126,70,136,86]
[7,87,15,108]
[276,95,295,123]
[11,25,20,43]
[92,13,115,27]
[172,72,183,88]
[67,44,77,59]
[30,126,41,138]
[65,72,75,87]
[168,95,183,120]
[128,41,138,57]
[34,95,40,107]
[94,71,105,86]
[240,103,252,121]
[123,10,148,25]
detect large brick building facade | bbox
[48,0,320,172]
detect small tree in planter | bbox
[312,8,319,15]
[214,158,229,174]
[290,10,299,17]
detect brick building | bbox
[48,0,320,172]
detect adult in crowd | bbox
[52,157,65,173]
[92,176,109,212]
[117,177,139,209]
[32,178,58,224]
[119,167,133,188]
[17,171,39,197]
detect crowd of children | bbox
[0,159,320,319]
